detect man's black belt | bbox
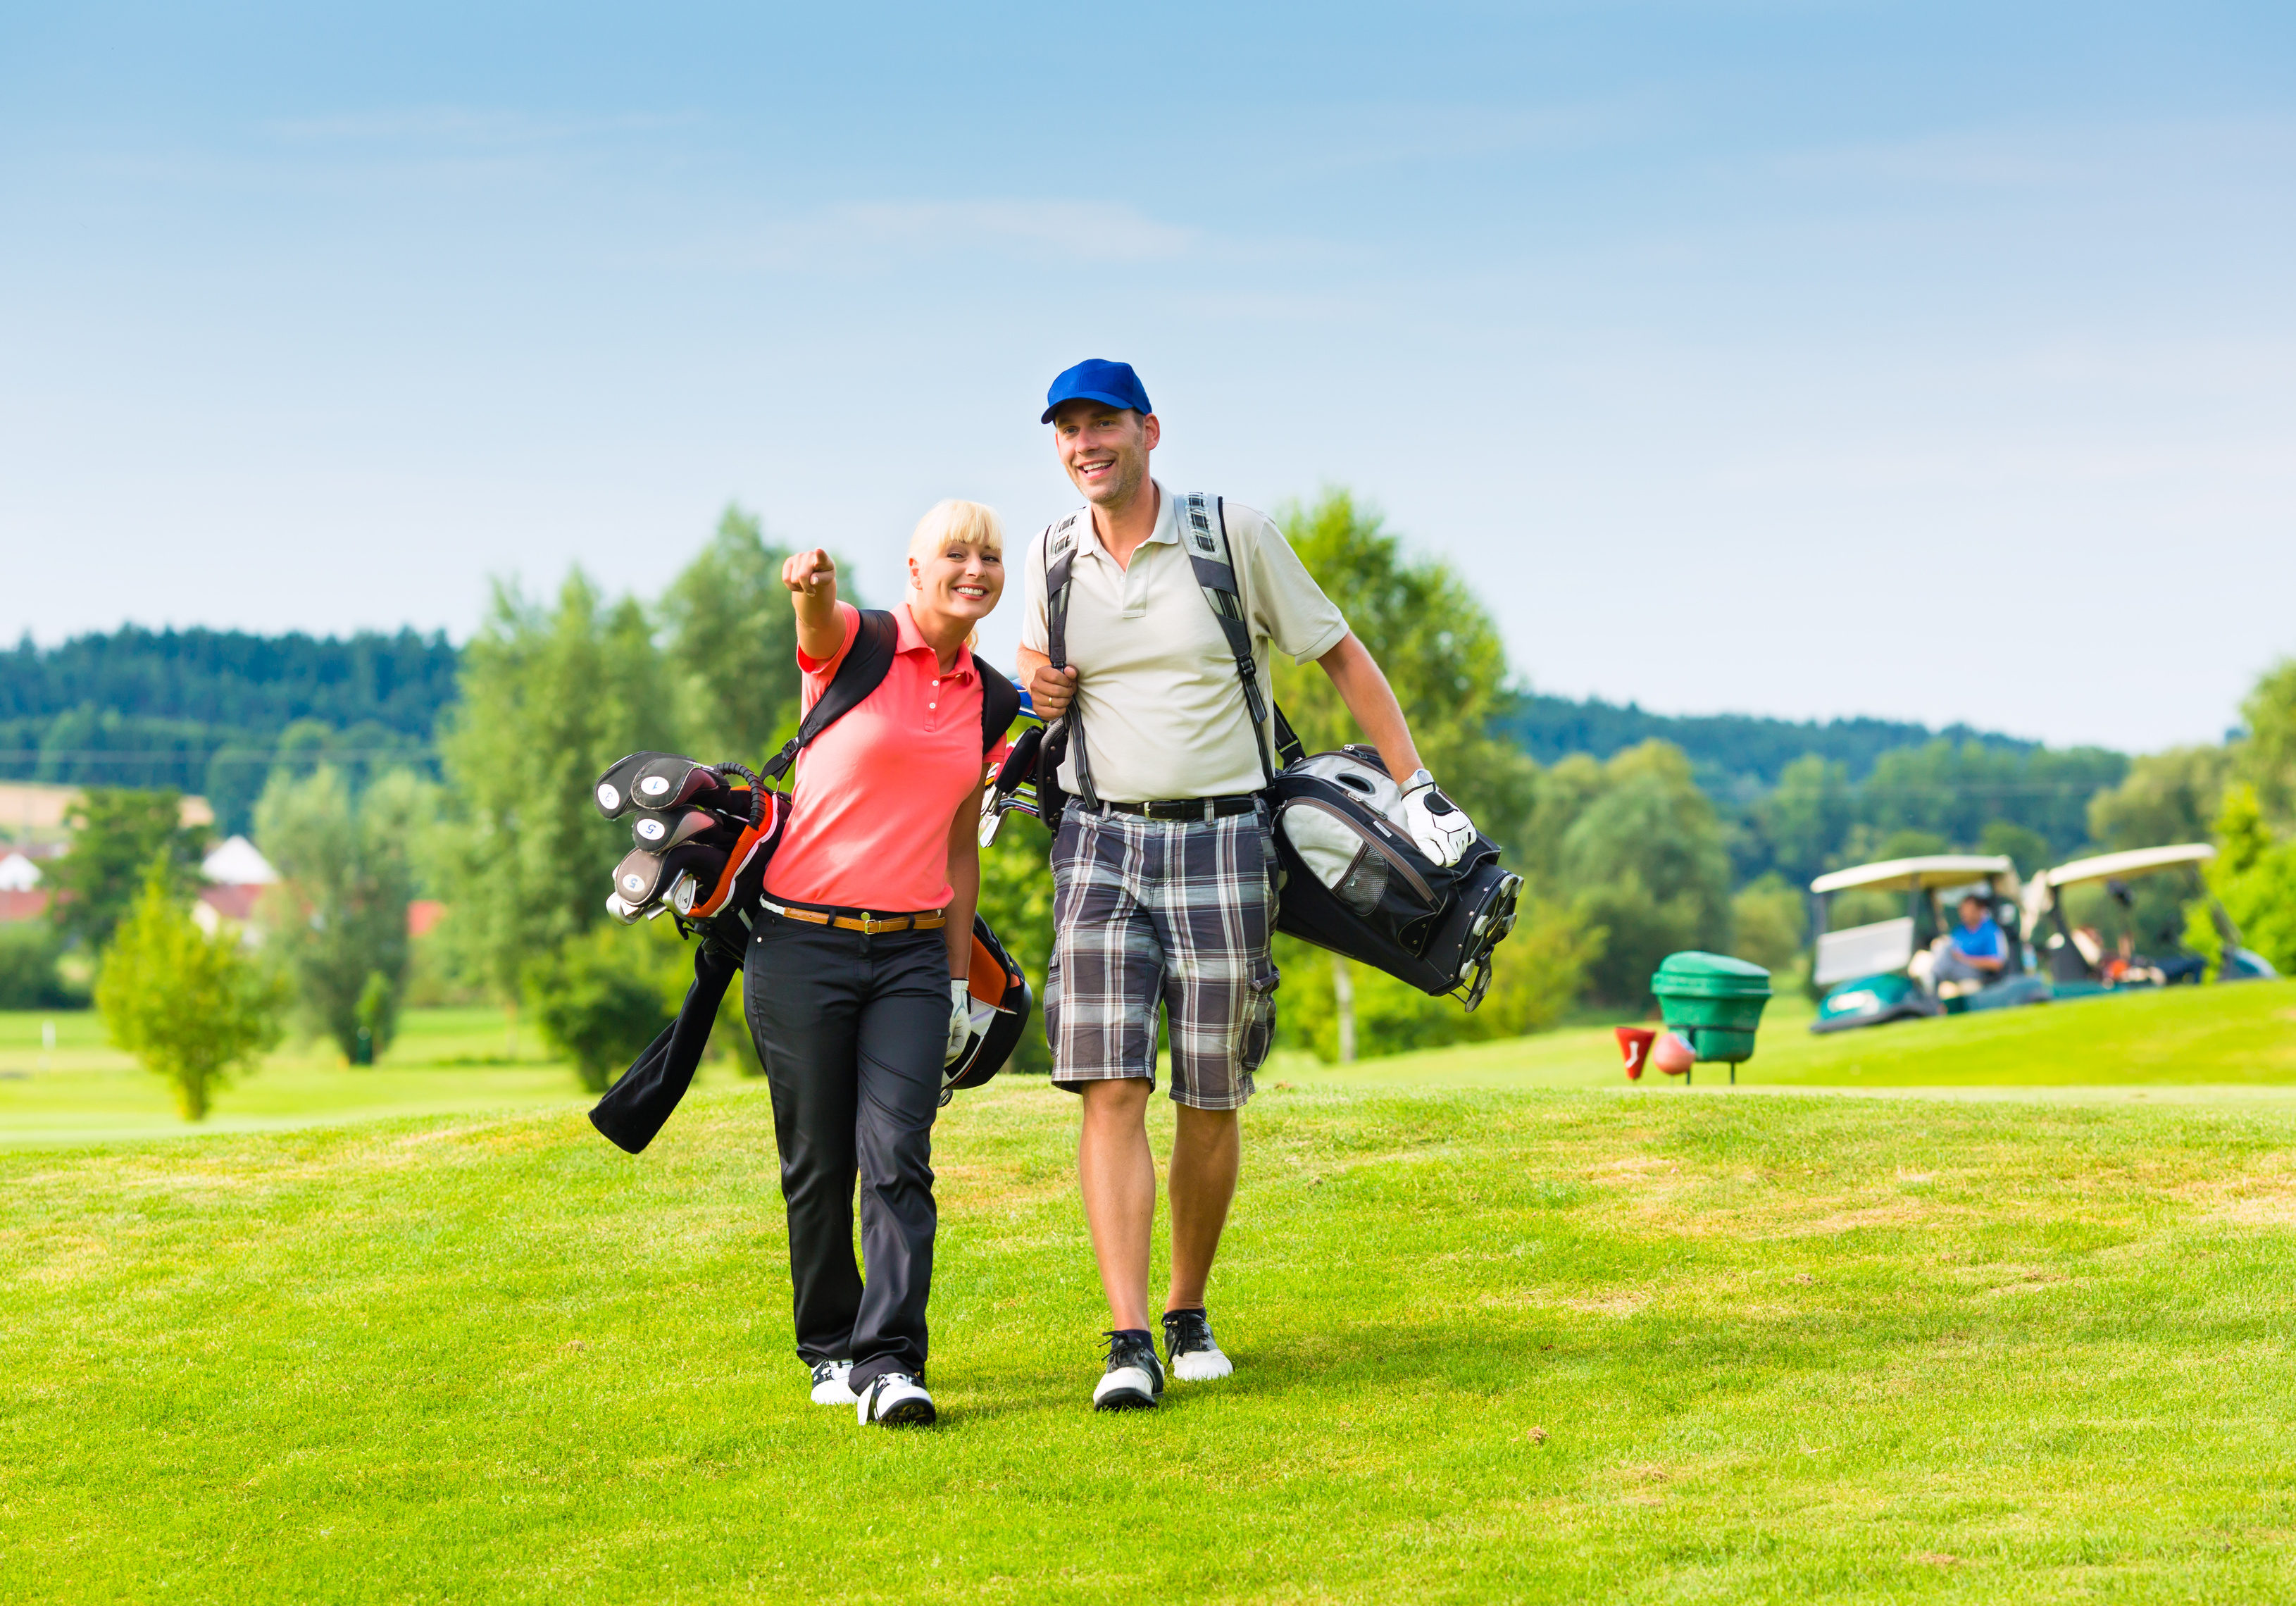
[1097,793,1261,821]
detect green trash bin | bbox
[1650,951,1773,1083]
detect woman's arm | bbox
[942,780,985,978]
[781,547,845,662]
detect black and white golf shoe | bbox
[1092,1329,1165,1412]
[1161,1307,1233,1382]
[809,1359,856,1405]
[856,1371,936,1427]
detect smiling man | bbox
[1016,359,1479,1411]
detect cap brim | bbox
[1040,390,1147,424]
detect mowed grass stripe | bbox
[4,1079,2294,1602]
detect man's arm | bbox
[1315,633,1424,782]
[1016,644,1075,720]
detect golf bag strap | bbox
[1178,492,1304,782]
[1040,510,1099,809]
[978,661,1021,759]
[761,608,901,783]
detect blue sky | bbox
[2,2,2290,750]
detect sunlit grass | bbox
[4,1073,2293,1602]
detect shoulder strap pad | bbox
[763,608,899,781]
[977,660,1020,757]
[1041,510,1087,671]
[1179,492,1294,784]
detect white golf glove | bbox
[944,978,973,1065]
[1400,771,1477,867]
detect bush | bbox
[0,923,83,1009]
[96,861,287,1120]
[2185,785,2296,977]
[528,924,683,1093]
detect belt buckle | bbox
[857,913,899,935]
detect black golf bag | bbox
[984,491,1523,1009]
[585,612,1028,1153]
[1270,747,1522,1007]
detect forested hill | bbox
[1506,692,2038,798]
[1,627,459,831]
[1,627,457,733]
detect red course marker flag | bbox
[1614,1026,1655,1081]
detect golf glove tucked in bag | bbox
[984,490,1522,1009]
[585,610,1027,1154]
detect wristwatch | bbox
[1402,767,1435,795]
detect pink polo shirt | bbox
[763,602,983,914]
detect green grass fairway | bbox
[0,1007,606,1146]
[6,1078,2296,1602]
[1299,979,2296,1100]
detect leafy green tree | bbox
[1266,489,1539,853]
[1729,873,1807,977]
[659,505,803,769]
[1556,742,1733,1006]
[95,860,286,1119]
[256,766,429,1064]
[2087,745,2233,852]
[1756,755,1854,887]
[2185,784,2296,977]
[1859,740,2124,857]
[429,572,682,1013]
[1978,820,2052,878]
[44,789,211,954]
[2235,659,2296,826]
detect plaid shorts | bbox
[1044,802,1280,1111]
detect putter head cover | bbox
[941,916,1033,1104]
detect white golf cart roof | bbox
[1810,854,2018,897]
[2028,843,2214,892]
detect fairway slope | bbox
[4,1078,2294,1602]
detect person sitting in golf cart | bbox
[1931,895,2008,988]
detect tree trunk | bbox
[1332,954,1356,1064]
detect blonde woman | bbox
[751,500,1013,1427]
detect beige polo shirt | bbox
[1021,482,1349,802]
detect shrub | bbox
[528,924,682,1093]
[96,860,287,1120]
[0,923,82,1009]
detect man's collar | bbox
[894,603,975,679]
[1078,480,1174,559]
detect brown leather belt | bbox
[762,897,947,935]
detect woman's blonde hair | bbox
[907,499,1004,575]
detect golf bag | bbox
[985,492,1521,1008]
[586,611,1027,1154]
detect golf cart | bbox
[1808,854,2052,1033]
[2020,843,2278,995]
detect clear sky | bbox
[2,2,2290,752]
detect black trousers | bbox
[746,916,947,1391]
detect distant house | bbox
[192,835,279,943]
[0,849,47,923]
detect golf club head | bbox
[605,891,643,925]
[594,752,718,818]
[609,839,729,911]
[632,807,721,852]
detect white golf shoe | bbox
[856,1371,937,1427]
[1092,1330,1166,1411]
[809,1359,856,1405]
[1161,1307,1233,1382]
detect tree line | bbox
[13,496,2295,1108]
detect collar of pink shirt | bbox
[894,602,976,684]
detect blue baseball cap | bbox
[1041,359,1152,423]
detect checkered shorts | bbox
[1044,802,1280,1111]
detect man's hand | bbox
[1400,772,1478,867]
[1029,664,1079,721]
[944,978,973,1066]
[782,548,835,595]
